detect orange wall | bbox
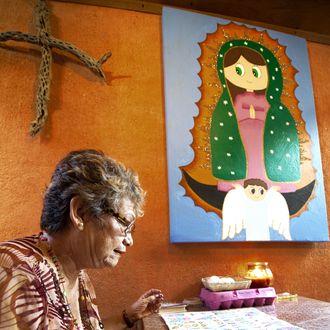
[0,0,329,319]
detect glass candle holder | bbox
[244,262,274,288]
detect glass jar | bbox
[244,262,274,288]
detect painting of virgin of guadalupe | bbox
[162,7,329,242]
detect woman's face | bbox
[81,198,136,269]
[224,55,268,92]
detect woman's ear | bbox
[70,196,84,231]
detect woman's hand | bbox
[124,289,164,324]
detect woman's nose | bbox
[124,232,133,246]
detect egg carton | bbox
[200,287,276,310]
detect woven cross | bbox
[0,0,112,136]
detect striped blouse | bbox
[0,235,103,329]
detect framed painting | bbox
[162,7,329,242]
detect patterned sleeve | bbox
[0,238,103,330]
[0,264,48,329]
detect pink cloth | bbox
[218,92,296,193]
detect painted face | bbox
[82,198,136,269]
[244,184,267,201]
[224,55,268,92]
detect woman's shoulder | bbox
[0,235,53,309]
[0,234,45,270]
[0,235,60,329]
[0,235,43,299]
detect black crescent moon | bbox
[181,169,315,216]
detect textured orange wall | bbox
[0,0,329,319]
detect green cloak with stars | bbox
[210,39,300,183]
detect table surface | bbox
[139,296,330,330]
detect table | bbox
[139,296,330,329]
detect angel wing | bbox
[222,185,246,240]
[267,188,292,240]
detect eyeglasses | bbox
[107,209,135,235]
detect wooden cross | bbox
[0,0,112,136]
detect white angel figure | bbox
[222,179,292,241]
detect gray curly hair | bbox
[40,149,145,234]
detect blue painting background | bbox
[162,7,329,242]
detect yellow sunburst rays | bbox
[181,22,315,216]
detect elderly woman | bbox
[0,149,163,329]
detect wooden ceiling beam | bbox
[53,0,330,44]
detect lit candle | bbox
[244,262,274,288]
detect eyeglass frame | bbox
[107,209,135,235]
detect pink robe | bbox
[218,92,296,192]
